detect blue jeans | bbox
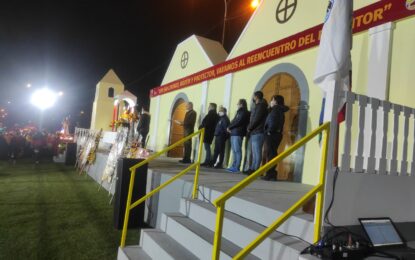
[203,142,211,163]
[250,133,264,170]
[230,136,243,170]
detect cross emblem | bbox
[181,51,189,69]
[276,0,297,24]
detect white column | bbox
[364,22,394,168]
[223,74,233,167]
[200,81,209,118]
[150,95,161,150]
[223,74,233,110]
[195,81,209,162]
[367,22,393,100]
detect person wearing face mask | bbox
[244,91,268,175]
[210,106,230,168]
[176,102,197,164]
[226,99,250,173]
[261,95,289,181]
[199,103,219,166]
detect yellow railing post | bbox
[210,123,331,258]
[120,129,205,248]
[120,169,137,248]
[313,126,330,243]
[212,202,225,260]
[192,128,205,199]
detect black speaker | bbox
[65,143,77,166]
[113,158,148,229]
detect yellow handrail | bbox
[212,122,330,259]
[120,128,205,248]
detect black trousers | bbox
[183,130,193,161]
[265,133,283,175]
[140,132,148,148]
[211,135,227,167]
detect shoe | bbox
[200,162,209,167]
[226,167,239,173]
[214,164,223,169]
[261,173,277,181]
[179,159,191,164]
[243,169,254,175]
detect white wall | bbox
[329,172,415,226]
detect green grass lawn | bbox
[0,159,139,260]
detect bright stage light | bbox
[30,88,58,110]
[251,0,259,9]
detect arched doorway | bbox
[167,98,187,158]
[261,72,300,181]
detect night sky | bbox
[0,0,253,130]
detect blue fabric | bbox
[203,142,211,163]
[250,133,264,170]
[230,136,243,170]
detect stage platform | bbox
[147,157,315,224]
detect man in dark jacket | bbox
[199,103,219,166]
[262,95,289,181]
[177,102,197,163]
[245,91,268,175]
[136,106,151,148]
[226,99,249,173]
[210,106,230,168]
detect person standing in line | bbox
[262,95,289,181]
[176,102,197,164]
[210,106,230,169]
[136,105,151,148]
[226,99,250,173]
[244,91,268,175]
[199,103,219,166]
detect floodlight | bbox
[30,88,57,110]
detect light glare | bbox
[251,0,259,8]
[31,88,57,110]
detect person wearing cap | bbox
[261,95,289,181]
[210,106,230,168]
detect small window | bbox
[108,87,114,98]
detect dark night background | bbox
[0,0,254,131]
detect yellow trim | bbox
[212,122,330,259]
[120,128,205,248]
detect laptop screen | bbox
[360,218,404,247]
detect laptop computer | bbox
[359,217,415,260]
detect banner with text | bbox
[150,0,415,97]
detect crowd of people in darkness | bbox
[0,128,62,164]
[177,90,288,181]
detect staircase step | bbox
[141,229,198,260]
[197,185,315,242]
[180,199,310,259]
[117,245,151,260]
[161,212,260,260]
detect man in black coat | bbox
[177,102,197,163]
[210,106,230,168]
[226,99,250,173]
[136,106,151,148]
[262,95,289,181]
[199,103,219,166]
[245,91,268,175]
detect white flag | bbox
[314,0,353,92]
